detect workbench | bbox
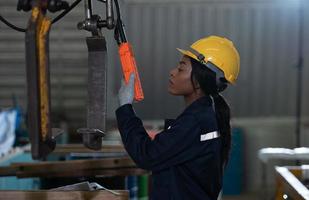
[0,144,149,200]
[0,144,147,178]
[0,190,129,200]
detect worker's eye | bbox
[178,68,184,72]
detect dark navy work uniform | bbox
[116,95,222,200]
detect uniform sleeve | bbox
[116,104,201,171]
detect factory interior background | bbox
[1,0,309,199]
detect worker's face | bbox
[168,56,195,96]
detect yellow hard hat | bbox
[177,35,240,84]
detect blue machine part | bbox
[223,127,243,195]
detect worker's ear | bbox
[192,76,200,90]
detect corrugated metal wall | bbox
[0,0,308,127]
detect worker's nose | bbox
[170,68,176,77]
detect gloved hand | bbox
[118,73,135,106]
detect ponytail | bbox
[190,57,232,168]
[212,93,231,168]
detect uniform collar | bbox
[179,95,213,117]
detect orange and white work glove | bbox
[118,73,135,106]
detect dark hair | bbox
[190,57,232,168]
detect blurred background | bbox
[1,0,309,199]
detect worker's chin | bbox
[168,87,180,96]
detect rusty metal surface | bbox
[37,16,51,143]
[78,36,107,150]
[25,7,55,159]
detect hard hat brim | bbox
[176,48,197,61]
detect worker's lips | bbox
[169,79,174,85]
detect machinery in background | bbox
[8,0,144,159]
[275,165,309,200]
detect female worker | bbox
[116,35,240,200]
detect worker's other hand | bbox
[118,73,135,106]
